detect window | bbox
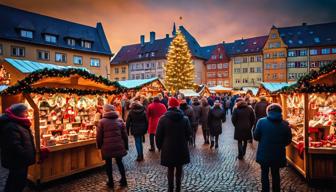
[55,53,66,62]
[151,52,155,57]
[235,79,240,84]
[321,48,330,55]
[242,68,248,73]
[264,53,270,59]
[217,63,223,69]
[90,58,100,67]
[207,72,216,78]
[287,62,295,68]
[212,64,216,69]
[250,67,255,73]
[310,49,318,55]
[271,33,277,39]
[0,44,3,55]
[279,63,285,69]
[257,77,262,82]
[299,50,307,56]
[223,63,228,68]
[272,64,277,69]
[211,55,217,60]
[234,68,241,73]
[145,53,149,57]
[256,67,262,73]
[217,73,222,78]
[310,61,318,68]
[138,54,142,58]
[224,80,229,86]
[234,57,243,64]
[207,65,212,70]
[243,57,248,63]
[250,56,254,62]
[278,52,285,57]
[272,52,277,58]
[67,38,75,46]
[269,42,280,48]
[288,73,296,80]
[265,64,271,69]
[223,71,228,77]
[114,68,119,74]
[73,56,82,65]
[288,50,295,57]
[81,41,92,49]
[45,34,57,43]
[121,67,126,74]
[279,73,284,80]
[300,61,308,68]
[272,73,277,79]
[266,74,270,80]
[11,46,25,57]
[37,50,49,60]
[243,79,248,83]
[219,54,223,59]
[256,56,262,62]
[332,48,336,54]
[20,30,33,38]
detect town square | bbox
[0,0,335,191]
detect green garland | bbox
[1,68,123,96]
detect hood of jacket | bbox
[179,103,190,111]
[267,110,283,121]
[166,108,184,121]
[103,111,119,119]
[211,106,224,118]
[131,103,145,113]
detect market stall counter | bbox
[0,67,123,184]
[278,61,336,182]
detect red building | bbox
[205,43,232,87]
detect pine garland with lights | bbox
[164,30,195,92]
[0,68,125,96]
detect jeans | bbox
[238,140,248,157]
[134,136,143,156]
[261,165,280,192]
[105,157,126,183]
[168,166,183,192]
[5,167,28,192]
[149,134,155,149]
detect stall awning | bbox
[260,82,296,93]
[209,85,232,92]
[117,78,160,89]
[4,58,89,73]
[179,89,200,97]
[0,85,8,92]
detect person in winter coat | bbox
[208,100,226,149]
[207,96,214,107]
[191,97,201,145]
[126,101,148,161]
[159,93,168,109]
[254,97,269,126]
[179,99,196,146]
[156,97,192,192]
[231,100,255,159]
[230,94,240,114]
[254,104,292,192]
[0,103,36,192]
[200,97,211,144]
[96,104,128,188]
[147,96,167,151]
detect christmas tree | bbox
[164,30,194,92]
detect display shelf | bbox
[45,139,96,152]
[308,147,336,155]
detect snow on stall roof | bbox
[242,87,259,96]
[4,58,89,73]
[179,89,200,97]
[117,77,158,89]
[209,85,232,91]
[260,82,296,93]
[0,85,8,92]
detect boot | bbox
[210,141,214,149]
[136,155,144,162]
[119,178,127,187]
[106,180,114,188]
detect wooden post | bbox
[303,93,310,181]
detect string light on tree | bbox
[164,30,194,92]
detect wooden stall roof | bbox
[196,84,211,96]
[117,77,166,90]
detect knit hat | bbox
[169,97,179,108]
[267,103,282,113]
[10,103,28,116]
[103,104,115,112]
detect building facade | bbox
[0,5,112,78]
[205,44,231,87]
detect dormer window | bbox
[67,38,76,46]
[145,53,149,57]
[81,40,92,49]
[45,34,57,43]
[138,54,142,58]
[20,30,33,39]
[151,52,155,57]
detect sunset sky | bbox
[1,0,336,54]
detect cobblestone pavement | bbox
[1,115,335,192]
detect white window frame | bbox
[73,55,83,65]
[55,52,66,63]
[45,34,57,43]
[90,58,100,67]
[20,30,33,39]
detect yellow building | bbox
[0,5,112,79]
[263,26,288,82]
[111,63,128,81]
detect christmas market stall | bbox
[279,61,336,182]
[0,67,122,184]
[257,82,295,103]
[179,89,200,97]
[209,85,232,94]
[196,84,211,97]
[117,77,166,97]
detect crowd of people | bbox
[0,91,292,192]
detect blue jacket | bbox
[254,110,292,167]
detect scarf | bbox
[5,108,32,128]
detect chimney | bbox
[140,35,145,46]
[302,22,307,26]
[166,34,169,38]
[150,31,155,44]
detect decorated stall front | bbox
[257,82,295,103]
[279,61,336,182]
[0,68,122,184]
[117,77,166,97]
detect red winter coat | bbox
[96,111,128,159]
[147,101,167,134]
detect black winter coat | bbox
[200,103,210,125]
[208,106,226,136]
[0,115,36,169]
[180,103,197,128]
[231,101,256,141]
[254,101,269,124]
[126,104,148,136]
[254,110,292,167]
[191,102,202,124]
[156,108,191,167]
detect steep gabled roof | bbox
[278,22,336,48]
[0,4,112,55]
[229,35,268,56]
